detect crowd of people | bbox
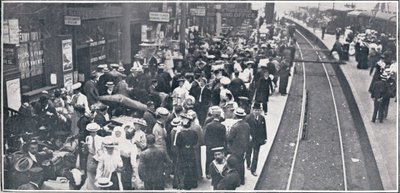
[290,10,397,124]
[5,18,298,190]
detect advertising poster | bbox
[64,73,73,89]
[62,39,73,72]
[6,78,21,111]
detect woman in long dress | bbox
[112,126,137,190]
[174,114,198,190]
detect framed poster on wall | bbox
[64,72,73,89]
[62,39,73,72]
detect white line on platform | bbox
[286,41,307,190]
[297,30,348,191]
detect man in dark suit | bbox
[98,66,112,96]
[229,71,247,102]
[204,107,226,179]
[191,77,211,126]
[143,101,157,134]
[371,74,390,123]
[138,134,172,190]
[93,104,109,137]
[155,64,172,94]
[17,167,44,190]
[83,71,99,106]
[227,108,250,185]
[253,70,274,114]
[245,103,267,176]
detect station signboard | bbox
[149,12,170,22]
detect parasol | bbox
[98,94,147,112]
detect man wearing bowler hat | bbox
[245,102,267,176]
[227,108,250,185]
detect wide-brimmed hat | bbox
[103,67,110,72]
[234,107,246,117]
[14,157,34,172]
[86,123,101,132]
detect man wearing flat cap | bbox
[227,108,250,185]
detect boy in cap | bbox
[209,147,228,190]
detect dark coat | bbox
[204,119,226,148]
[209,160,228,187]
[371,80,390,99]
[143,110,157,134]
[254,77,273,103]
[17,182,40,190]
[227,119,250,156]
[216,169,241,190]
[83,80,99,106]
[98,73,112,96]
[138,145,172,186]
[245,113,267,146]
[156,72,172,94]
[229,78,247,99]
[93,112,108,127]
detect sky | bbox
[251,2,397,17]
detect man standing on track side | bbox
[245,103,267,176]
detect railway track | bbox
[255,29,382,191]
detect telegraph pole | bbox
[180,3,187,56]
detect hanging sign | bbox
[149,12,170,22]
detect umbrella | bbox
[99,94,147,112]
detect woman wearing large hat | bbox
[95,136,123,190]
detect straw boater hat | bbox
[158,63,165,69]
[234,107,247,117]
[86,122,101,132]
[171,117,181,127]
[102,136,117,148]
[220,77,231,85]
[71,82,82,90]
[210,106,222,115]
[117,66,125,72]
[14,157,34,172]
[110,63,119,69]
[133,118,147,127]
[155,107,169,116]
